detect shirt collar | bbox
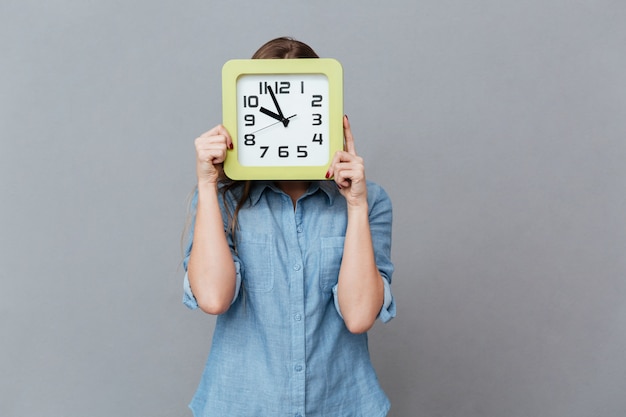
[248,181,339,206]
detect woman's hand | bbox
[326,116,368,207]
[194,125,233,184]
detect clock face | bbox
[222,58,343,180]
[236,74,329,167]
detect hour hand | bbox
[260,106,290,127]
[259,106,283,122]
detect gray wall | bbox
[1,1,625,416]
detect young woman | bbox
[183,37,396,417]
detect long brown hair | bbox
[220,37,320,240]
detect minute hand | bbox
[268,86,289,127]
[250,114,297,134]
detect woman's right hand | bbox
[194,125,233,184]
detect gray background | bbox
[1,1,625,416]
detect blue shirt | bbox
[183,180,396,417]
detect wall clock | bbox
[222,58,343,180]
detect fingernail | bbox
[229,143,234,150]
[325,170,330,179]
[345,114,349,120]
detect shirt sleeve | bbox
[182,188,243,310]
[332,275,395,323]
[331,182,396,323]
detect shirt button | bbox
[297,226,303,233]
[293,264,301,271]
[295,365,303,372]
[294,313,302,321]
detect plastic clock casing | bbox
[222,58,344,180]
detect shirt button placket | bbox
[290,203,306,414]
[292,261,306,411]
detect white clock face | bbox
[236,73,329,167]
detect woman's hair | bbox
[252,37,319,60]
[184,37,319,251]
[223,38,319,239]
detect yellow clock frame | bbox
[222,58,344,180]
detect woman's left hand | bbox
[326,115,368,207]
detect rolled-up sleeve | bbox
[332,182,396,323]
[182,188,243,310]
[332,275,395,323]
[183,261,242,310]
[182,269,199,309]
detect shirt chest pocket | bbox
[319,236,345,292]
[238,231,274,292]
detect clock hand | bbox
[267,85,289,127]
[250,114,297,134]
[259,106,283,122]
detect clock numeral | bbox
[301,81,305,94]
[244,114,255,126]
[312,133,323,145]
[243,95,259,108]
[278,81,290,94]
[256,145,308,158]
[244,134,256,146]
[311,95,323,107]
[259,81,290,94]
[312,114,322,126]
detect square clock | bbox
[222,58,343,180]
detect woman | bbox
[183,37,396,417]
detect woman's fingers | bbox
[326,115,359,180]
[343,115,357,155]
[332,157,365,184]
[197,125,233,151]
[328,118,368,203]
[328,150,366,193]
[201,124,233,148]
[194,125,233,182]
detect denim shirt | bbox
[183,180,396,417]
